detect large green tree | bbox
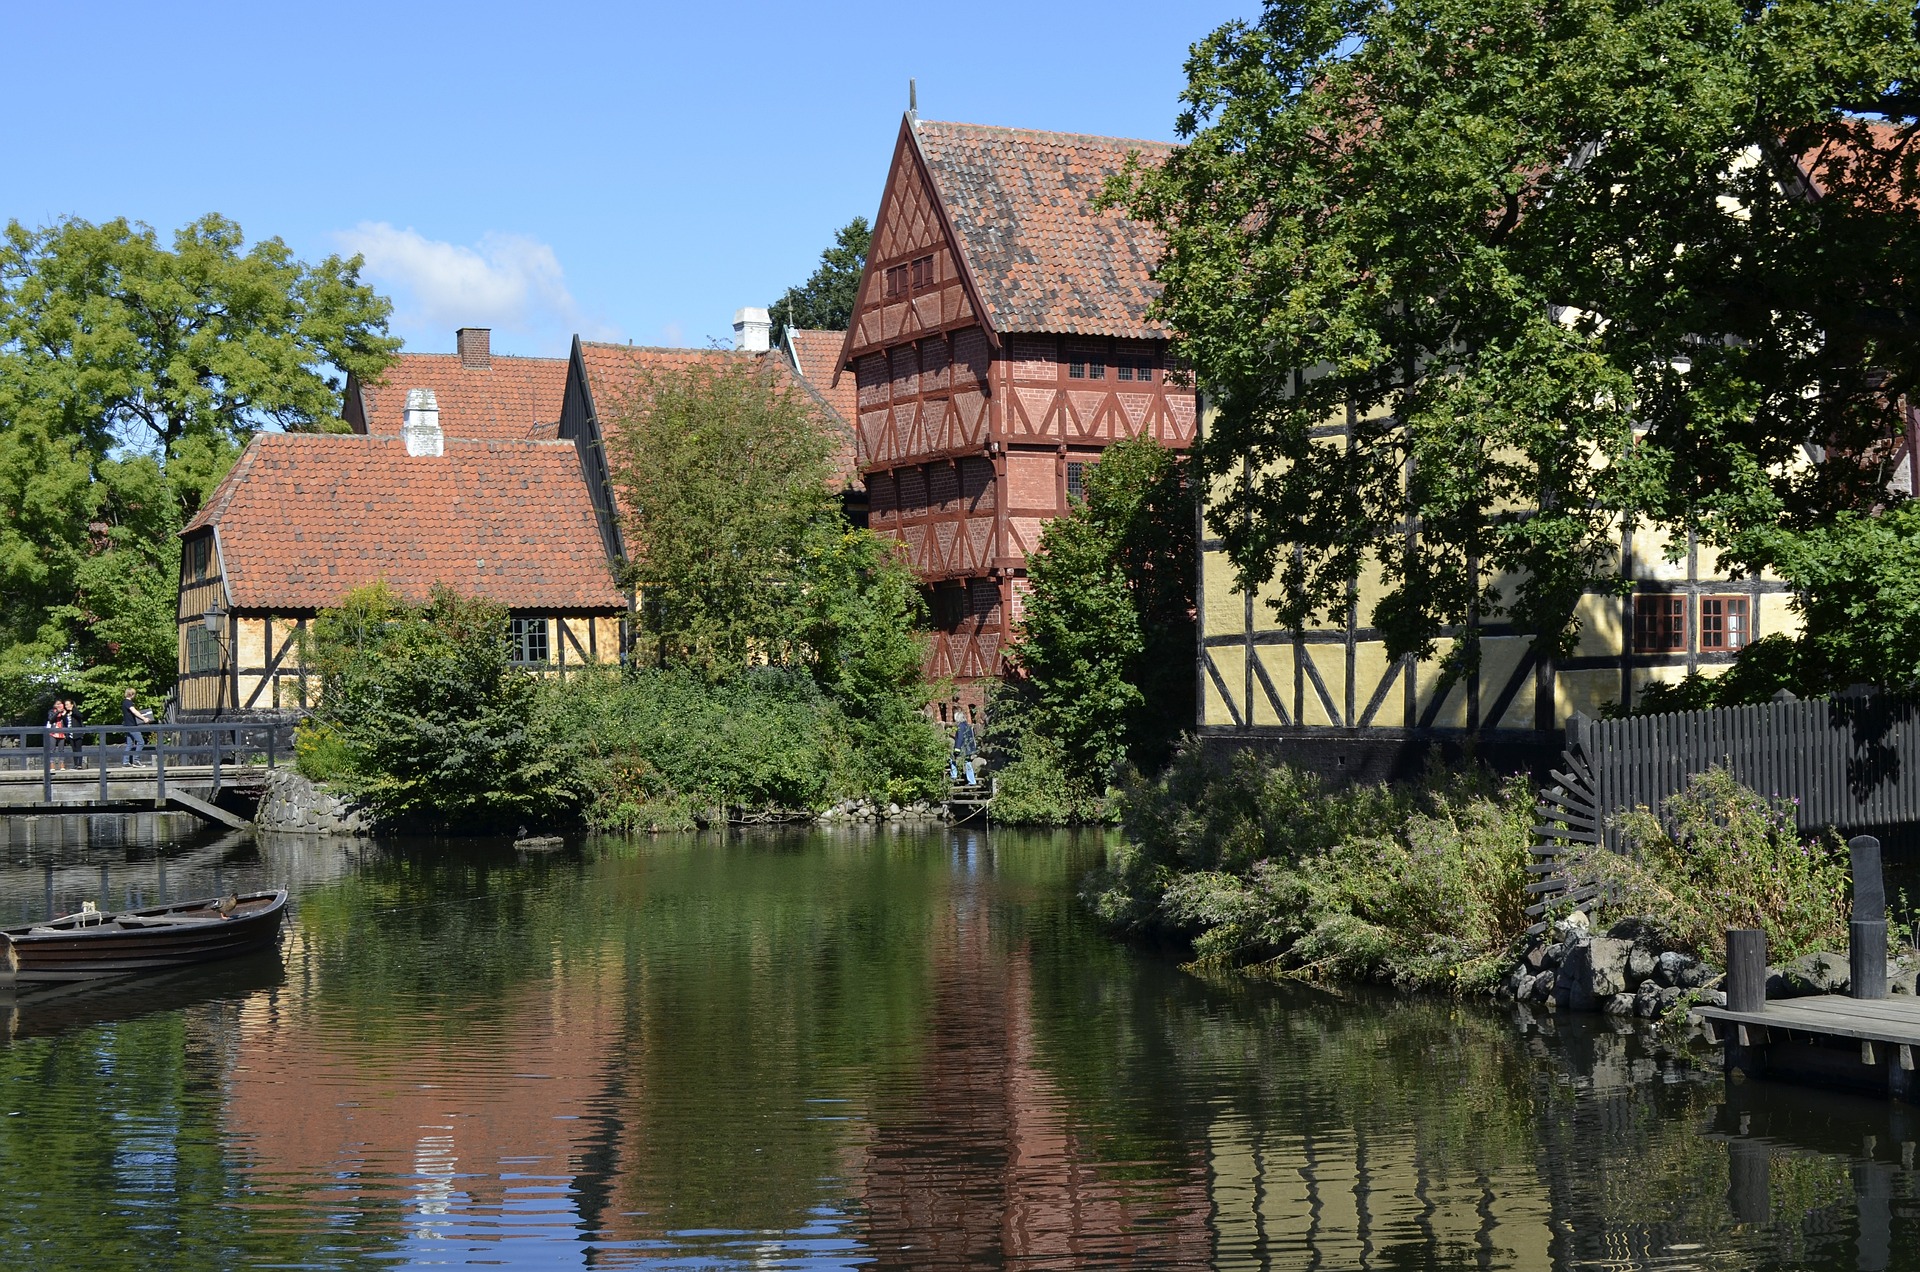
[1112,0,1920,672]
[768,216,870,342]
[1002,437,1197,786]
[0,214,397,719]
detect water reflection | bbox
[0,823,1917,1267]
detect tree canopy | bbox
[768,217,870,342]
[0,214,397,719]
[1112,0,1920,671]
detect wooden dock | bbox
[1694,996,1920,1102]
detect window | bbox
[187,536,210,581]
[1633,593,1686,653]
[1066,461,1087,501]
[186,625,221,673]
[1116,355,1155,382]
[931,584,966,630]
[1700,596,1750,652]
[1068,355,1106,380]
[510,617,551,665]
[884,264,909,298]
[910,254,934,290]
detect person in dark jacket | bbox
[63,699,84,770]
[950,708,977,786]
[121,688,152,766]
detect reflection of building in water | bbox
[223,947,632,1256]
[855,857,1216,1268]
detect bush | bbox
[1088,744,1536,991]
[985,727,1115,826]
[1569,766,1850,961]
[298,584,582,830]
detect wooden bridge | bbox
[0,722,297,829]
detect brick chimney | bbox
[732,307,771,353]
[456,327,491,369]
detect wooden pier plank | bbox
[1695,997,1920,1048]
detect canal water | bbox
[0,823,1917,1269]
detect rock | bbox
[1604,992,1637,1016]
[1655,951,1704,988]
[1543,941,1567,967]
[1512,972,1536,1001]
[1555,911,1590,940]
[1892,966,1920,996]
[1779,952,1850,997]
[1606,915,1667,946]
[1626,946,1658,986]
[887,802,901,817]
[1633,980,1662,1018]
[255,768,373,837]
[1704,989,1727,1008]
[1588,936,1632,1000]
[1531,970,1556,1003]
[1522,942,1550,973]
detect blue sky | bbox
[5,1,1255,360]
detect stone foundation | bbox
[254,768,374,836]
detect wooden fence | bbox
[0,721,298,810]
[1529,694,1920,926]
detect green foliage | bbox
[1089,744,1535,990]
[0,213,396,717]
[606,357,838,673]
[1110,0,1920,675]
[299,584,579,829]
[1575,766,1850,961]
[768,217,871,343]
[1000,437,1196,807]
[985,726,1115,827]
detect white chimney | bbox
[732,306,771,353]
[403,388,443,457]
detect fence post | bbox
[41,727,52,804]
[1851,835,1889,1000]
[98,727,108,803]
[154,725,167,803]
[267,722,276,769]
[1727,929,1768,1013]
[212,724,223,792]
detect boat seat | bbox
[115,914,221,927]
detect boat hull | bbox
[1,890,288,983]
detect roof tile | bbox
[358,353,568,441]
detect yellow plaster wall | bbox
[1250,645,1293,726]
[1302,644,1345,726]
[1205,644,1248,727]
[1757,592,1802,640]
[236,618,267,669]
[1203,551,1246,635]
[1414,641,1467,729]
[1573,595,1623,657]
[1555,669,1619,721]
[1478,636,1533,729]
[1352,640,1396,726]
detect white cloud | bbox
[335,222,614,346]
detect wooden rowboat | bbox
[0,890,288,983]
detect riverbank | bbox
[1087,743,1872,1026]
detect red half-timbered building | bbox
[836,116,1197,711]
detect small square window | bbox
[510,617,550,665]
[1115,354,1154,382]
[1068,357,1105,381]
[1700,596,1750,652]
[884,264,909,299]
[1066,462,1086,501]
[1632,593,1686,653]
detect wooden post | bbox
[1728,1137,1770,1225]
[1852,835,1889,1000]
[41,727,52,804]
[211,724,223,793]
[154,725,167,802]
[1727,929,1767,1013]
[98,727,108,803]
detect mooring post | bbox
[1851,834,1889,1001]
[1727,929,1768,1013]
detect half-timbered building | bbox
[175,420,624,719]
[835,116,1198,710]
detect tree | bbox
[0,214,397,719]
[606,357,838,673]
[300,584,579,828]
[768,217,871,342]
[1110,0,1920,672]
[1003,437,1197,790]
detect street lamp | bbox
[203,601,224,634]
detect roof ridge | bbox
[915,117,1178,152]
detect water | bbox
[0,823,1917,1268]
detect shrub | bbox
[1571,766,1850,961]
[1089,744,1536,991]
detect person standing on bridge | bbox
[46,699,68,771]
[64,699,85,771]
[121,689,152,766]
[949,708,978,788]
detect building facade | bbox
[837,116,1198,711]
[176,425,624,718]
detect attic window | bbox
[1116,355,1155,383]
[910,254,935,290]
[1068,355,1105,381]
[884,264,910,299]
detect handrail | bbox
[0,722,299,801]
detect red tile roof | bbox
[355,353,568,441]
[185,433,624,611]
[911,119,1174,339]
[576,342,860,488]
[1794,120,1920,211]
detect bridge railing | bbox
[0,721,299,805]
